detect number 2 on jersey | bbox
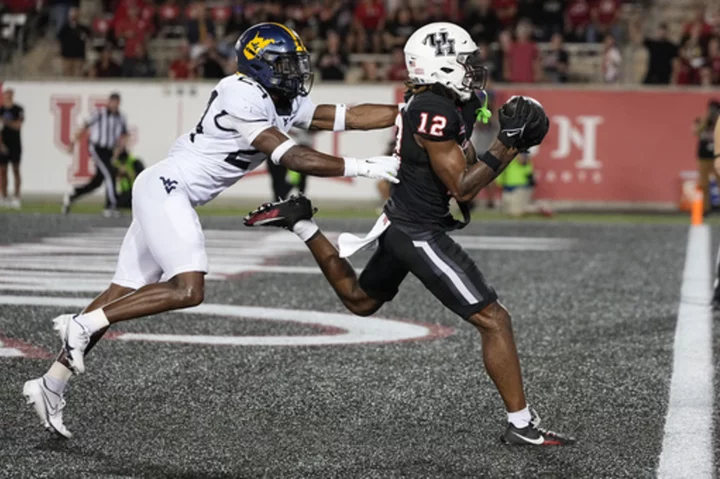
[417,113,447,137]
[190,90,219,142]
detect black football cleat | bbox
[501,410,575,446]
[244,195,317,229]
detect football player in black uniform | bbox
[0,88,24,209]
[245,22,574,446]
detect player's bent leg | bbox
[305,232,383,316]
[244,195,390,316]
[62,163,207,374]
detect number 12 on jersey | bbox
[417,113,447,137]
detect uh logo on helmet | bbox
[235,22,313,100]
[403,22,488,101]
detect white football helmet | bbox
[404,22,487,101]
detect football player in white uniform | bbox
[23,22,401,438]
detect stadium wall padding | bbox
[2,81,716,205]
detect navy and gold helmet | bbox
[235,23,313,100]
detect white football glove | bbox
[344,156,400,184]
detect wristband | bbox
[270,138,296,165]
[479,151,501,172]
[333,104,347,131]
[343,157,359,177]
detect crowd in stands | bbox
[2,0,717,85]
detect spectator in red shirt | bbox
[590,0,620,42]
[157,0,182,32]
[507,21,539,83]
[354,0,385,31]
[122,42,156,77]
[386,47,408,82]
[493,0,518,28]
[672,56,695,85]
[168,42,194,80]
[677,24,707,84]
[682,7,714,44]
[114,0,146,26]
[706,36,720,84]
[114,5,153,59]
[353,0,385,53]
[565,0,591,42]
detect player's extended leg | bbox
[244,196,405,316]
[66,169,104,209]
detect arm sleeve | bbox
[17,107,24,121]
[292,96,317,130]
[406,95,462,142]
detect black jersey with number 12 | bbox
[385,86,481,231]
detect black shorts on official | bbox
[0,145,21,165]
[359,223,498,320]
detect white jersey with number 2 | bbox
[166,74,316,206]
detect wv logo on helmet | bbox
[244,32,276,60]
[423,31,456,57]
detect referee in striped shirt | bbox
[63,92,128,216]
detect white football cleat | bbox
[23,378,72,438]
[56,314,91,375]
[9,197,20,210]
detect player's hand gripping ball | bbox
[497,95,549,152]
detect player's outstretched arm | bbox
[252,126,399,182]
[309,104,400,131]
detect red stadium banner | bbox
[396,86,718,205]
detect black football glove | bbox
[497,96,549,152]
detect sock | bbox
[292,219,319,242]
[76,308,110,334]
[507,406,531,429]
[43,361,73,395]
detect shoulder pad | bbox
[406,91,462,141]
